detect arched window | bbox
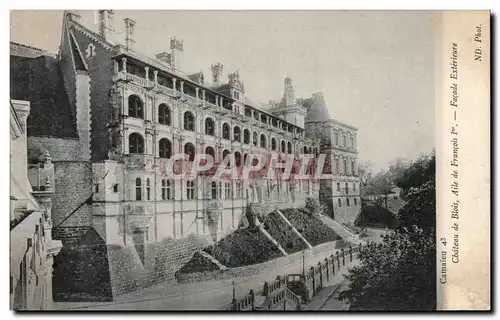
[184,111,195,131]
[253,132,258,146]
[135,178,142,201]
[129,133,144,154]
[222,150,230,163]
[260,134,267,148]
[159,138,172,159]
[343,134,347,147]
[271,138,277,151]
[205,117,215,136]
[206,146,215,160]
[184,143,195,161]
[281,140,286,153]
[233,126,241,142]
[287,141,292,154]
[146,178,151,200]
[211,181,217,199]
[128,95,144,119]
[243,129,250,144]
[334,132,339,145]
[234,151,242,167]
[158,104,171,125]
[222,123,230,140]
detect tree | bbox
[341,151,436,310]
[340,228,436,310]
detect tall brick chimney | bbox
[211,62,223,87]
[170,37,184,71]
[124,18,136,51]
[98,10,114,41]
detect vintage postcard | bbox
[9,10,490,311]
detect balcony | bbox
[124,154,155,171]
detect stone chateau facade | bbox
[10,10,360,301]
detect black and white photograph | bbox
[8,9,490,311]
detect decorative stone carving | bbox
[38,150,51,165]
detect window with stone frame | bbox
[158,104,171,125]
[159,138,172,159]
[244,129,250,144]
[128,95,144,119]
[260,134,267,148]
[271,138,277,151]
[184,111,195,131]
[186,180,196,199]
[184,143,196,161]
[236,181,242,198]
[146,178,151,200]
[253,131,258,146]
[205,117,215,136]
[211,181,217,199]
[225,182,232,198]
[233,126,241,142]
[222,123,231,140]
[218,182,223,199]
[129,132,145,154]
[135,178,142,201]
[338,198,342,207]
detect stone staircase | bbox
[275,210,313,250]
[197,250,227,271]
[255,218,288,256]
[316,214,358,243]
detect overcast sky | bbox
[10,10,436,171]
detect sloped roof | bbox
[10,47,78,139]
[304,92,332,123]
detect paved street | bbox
[55,243,348,310]
[316,280,351,310]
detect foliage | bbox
[340,228,436,310]
[341,151,436,310]
[355,202,397,229]
[281,208,342,246]
[176,251,220,275]
[203,226,283,268]
[304,197,325,217]
[397,179,435,233]
[394,152,435,198]
[262,211,309,253]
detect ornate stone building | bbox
[10,10,360,300]
[10,99,62,310]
